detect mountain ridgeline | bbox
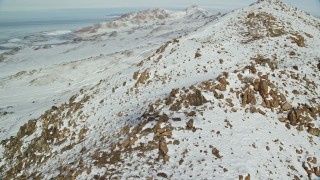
[0,0,320,179]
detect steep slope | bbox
[1,0,320,179]
[0,7,214,140]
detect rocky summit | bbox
[0,0,319,179]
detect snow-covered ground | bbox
[0,6,214,140]
[0,1,319,179]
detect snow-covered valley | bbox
[0,0,319,179]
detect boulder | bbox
[253,79,260,91]
[159,140,168,156]
[279,93,286,102]
[187,111,196,117]
[159,113,169,122]
[161,131,172,137]
[215,77,228,91]
[245,174,250,180]
[215,84,227,91]
[307,157,317,164]
[307,128,320,136]
[241,88,257,107]
[257,108,266,116]
[302,162,313,179]
[239,175,244,180]
[250,106,257,113]
[170,101,182,111]
[249,66,257,74]
[314,166,320,177]
[269,99,279,108]
[288,109,298,125]
[211,147,222,159]
[278,118,286,122]
[156,128,165,134]
[157,172,168,178]
[290,34,305,47]
[186,119,194,129]
[214,91,224,99]
[186,89,207,106]
[292,90,300,95]
[258,79,268,99]
[195,52,202,58]
[281,102,292,111]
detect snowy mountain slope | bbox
[1,0,320,179]
[0,7,214,140]
[75,6,211,37]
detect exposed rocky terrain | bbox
[0,0,319,179]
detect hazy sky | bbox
[0,0,319,16]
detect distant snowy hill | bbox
[75,6,211,36]
[0,0,320,179]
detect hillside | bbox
[1,0,320,179]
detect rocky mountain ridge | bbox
[0,0,320,179]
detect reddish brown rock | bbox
[218,77,227,84]
[249,66,257,74]
[279,93,285,101]
[214,91,224,99]
[238,73,243,81]
[307,157,317,164]
[282,102,292,111]
[250,106,257,113]
[314,166,320,177]
[195,52,202,58]
[269,99,279,108]
[133,71,139,80]
[187,111,196,117]
[215,84,227,91]
[245,174,250,180]
[170,101,182,111]
[302,162,313,179]
[263,99,271,108]
[231,108,237,112]
[290,34,306,47]
[241,88,256,108]
[159,140,168,156]
[253,79,260,91]
[257,108,266,115]
[259,79,269,99]
[241,93,248,108]
[212,147,222,159]
[308,107,317,120]
[215,77,228,91]
[292,90,300,95]
[159,113,169,122]
[157,172,168,178]
[307,128,320,137]
[186,119,194,129]
[288,109,298,125]
[161,131,173,137]
[186,89,207,106]
[157,128,165,134]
